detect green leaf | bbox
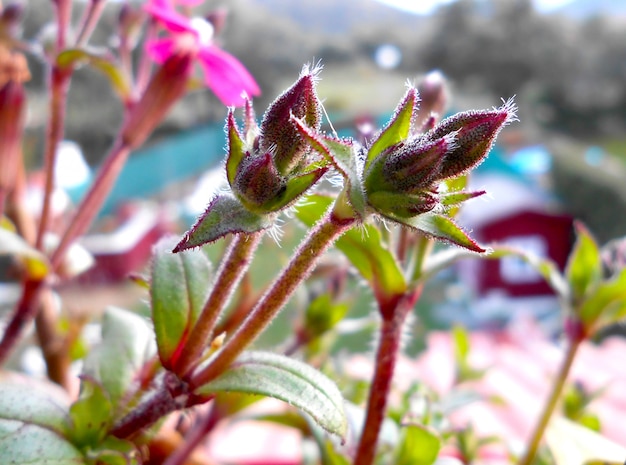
[174,194,274,251]
[0,421,85,464]
[56,49,131,102]
[296,194,407,302]
[578,267,626,333]
[292,117,366,217]
[395,423,441,465]
[566,223,602,303]
[545,417,626,465]
[83,307,155,412]
[0,379,84,464]
[151,238,212,368]
[390,211,485,252]
[366,87,418,172]
[68,379,112,448]
[305,293,350,338]
[195,351,347,438]
[0,228,50,279]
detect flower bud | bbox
[121,52,193,149]
[259,67,321,175]
[234,152,285,212]
[425,97,517,180]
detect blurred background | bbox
[10,0,626,334]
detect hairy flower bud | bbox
[234,152,285,211]
[425,97,517,180]
[259,67,322,175]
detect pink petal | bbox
[144,0,194,34]
[145,37,178,64]
[198,46,260,106]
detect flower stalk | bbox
[189,199,358,389]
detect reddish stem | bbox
[354,289,422,465]
[174,231,263,377]
[189,207,357,389]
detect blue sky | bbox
[375,0,574,15]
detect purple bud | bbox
[234,152,285,210]
[259,67,322,175]
[382,134,453,193]
[426,98,517,180]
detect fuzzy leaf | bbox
[82,307,155,414]
[0,228,49,279]
[296,194,406,302]
[292,116,366,217]
[175,194,274,251]
[566,223,602,303]
[57,49,131,102]
[366,87,418,172]
[151,239,212,368]
[68,379,112,448]
[0,421,85,464]
[389,211,485,252]
[395,424,441,465]
[195,351,347,438]
[0,379,84,464]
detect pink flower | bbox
[144,0,260,107]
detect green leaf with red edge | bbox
[296,194,406,302]
[174,194,274,251]
[365,87,418,172]
[0,228,49,279]
[291,116,366,217]
[566,222,602,303]
[56,49,131,103]
[578,267,626,334]
[388,211,485,252]
[195,351,347,439]
[151,238,212,369]
[395,423,441,465]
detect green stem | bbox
[174,231,264,377]
[518,332,582,465]
[354,290,421,465]
[189,205,357,389]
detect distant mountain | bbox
[553,0,626,18]
[253,0,423,34]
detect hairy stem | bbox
[518,330,582,465]
[189,205,357,389]
[174,231,264,377]
[354,290,421,465]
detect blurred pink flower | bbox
[144,0,260,107]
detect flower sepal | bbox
[173,194,275,252]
